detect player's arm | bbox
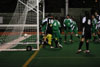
[63,19,66,29]
[57,20,62,33]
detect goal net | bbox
[0,0,42,51]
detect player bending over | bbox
[71,17,80,39]
[41,15,54,48]
[52,17,63,48]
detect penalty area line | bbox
[23,45,42,67]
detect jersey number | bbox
[54,23,57,26]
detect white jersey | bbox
[42,18,54,24]
[97,21,100,29]
[82,17,91,35]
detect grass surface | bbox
[0,35,100,67]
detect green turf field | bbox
[0,35,100,67]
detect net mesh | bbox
[0,0,42,51]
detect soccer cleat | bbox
[83,50,90,53]
[76,49,82,54]
[50,46,54,48]
[75,34,78,37]
[69,40,73,43]
[64,40,66,43]
[58,44,63,48]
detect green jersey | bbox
[52,20,61,42]
[92,18,98,33]
[52,20,60,31]
[72,21,77,27]
[72,21,78,30]
[64,19,71,27]
[92,18,97,28]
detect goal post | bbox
[0,0,42,51]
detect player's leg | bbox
[92,33,97,41]
[69,28,73,43]
[84,39,90,53]
[92,28,97,42]
[47,34,54,48]
[64,27,68,42]
[42,34,47,48]
[41,24,47,45]
[54,37,63,48]
[97,30,100,39]
[78,38,84,50]
[40,32,45,45]
[53,31,60,48]
[84,32,91,53]
[55,38,59,48]
[57,31,63,48]
[74,28,80,39]
[47,34,52,45]
[76,36,85,54]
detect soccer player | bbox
[91,14,98,42]
[41,15,54,48]
[64,15,73,43]
[40,16,48,45]
[71,17,80,39]
[76,12,92,54]
[95,12,100,22]
[52,17,63,48]
[95,12,100,39]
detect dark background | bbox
[0,0,99,13]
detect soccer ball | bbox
[24,34,28,37]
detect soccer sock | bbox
[64,34,67,41]
[86,42,89,50]
[55,40,58,48]
[43,41,47,48]
[78,41,83,49]
[59,38,62,44]
[93,36,97,41]
[70,34,73,41]
[98,34,100,38]
[76,34,80,39]
[77,35,80,39]
[40,35,43,44]
[51,38,55,46]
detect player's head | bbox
[85,11,89,16]
[91,14,95,19]
[66,14,70,19]
[50,16,54,18]
[95,11,98,16]
[85,11,91,19]
[54,16,58,20]
[70,16,73,19]
[46,14,52,17]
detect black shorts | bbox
[82,32,91,40]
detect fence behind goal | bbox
[0,0,42,51]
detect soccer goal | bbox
[0,0,43,51]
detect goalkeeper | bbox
[52,17,63,48]
[41,15,54,48]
